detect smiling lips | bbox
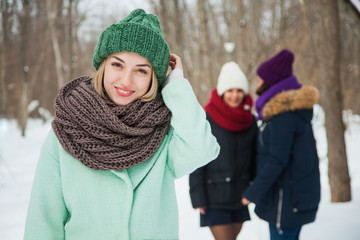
[115,87,134,97]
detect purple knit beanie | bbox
[256,49,294,86]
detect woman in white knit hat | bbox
[190,62,257,240]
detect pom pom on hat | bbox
[256,49,294,86]
[92,9,170,85]
[217,62,248,96]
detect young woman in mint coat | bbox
[24,9,219,240]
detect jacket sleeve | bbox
[189,165,207,208]
[161,78,220,178]
[242,113,295,203]
[24,131,68,240]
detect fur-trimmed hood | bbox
[262,86,319,121]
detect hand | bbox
[196,207,206,215]
[241,197,251,206]
[163,53,184,87]
[168,53,183,71]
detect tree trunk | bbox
[66,0,74,80]
[173,0,184,55]
[197,0,213,104]
[18,0,31,137]
[159,0,171,40]
[304,0,351,202]
[338,0,360,114]
[279,0,286,39]
[235,0,245,65]
[45,0,65,89]
[246,0,263,91]
[0,0,10,115]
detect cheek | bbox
[103,66,114,84]
[237,92,245,100]
[223,94,231,105]
[103,68,122,89]
[137,76,152,92]
[257,79,264,88]
[103,72,112,92]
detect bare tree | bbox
[197,0,215,103]
[17,0,31,136]
[0,0,88,134]
[66,0,75,80]
[0,0,11,115]
[303,0,351,202]
[338,0,360,114]
[173,0,184,55]
[45,0,65,89]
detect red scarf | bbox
[204,89,254,132]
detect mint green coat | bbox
[24,78,220,240]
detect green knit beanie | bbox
[92,9,170,85]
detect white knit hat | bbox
[216,61,248,96]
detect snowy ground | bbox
[1,112,360,239]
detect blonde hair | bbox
[93,58,158,102]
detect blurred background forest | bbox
[0,0,359,202]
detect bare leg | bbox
[210,224,234,240]
[231,223,243,239]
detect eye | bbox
[111,62,122,68]
[138,69,148,74]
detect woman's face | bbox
[255,77,267,96]
[256,77,264,89]
[223,88,245,108]
[103,52,152,106]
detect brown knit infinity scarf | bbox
[52,76,171,170]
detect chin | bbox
[113,99,132,106]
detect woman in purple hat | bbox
[241,49,321,240]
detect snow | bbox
[350,0,360,13]
[1,114,360,240]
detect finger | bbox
[172,56,182,70]
[170,53,179,60]
[169,53,183,70]
[170,54,180,65]
[169,62,175,70]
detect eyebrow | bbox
[112,56,125,63]
[136,64,151,68]
[111,56,151,68]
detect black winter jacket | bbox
[189,115,257,210]
[242,86,321,229]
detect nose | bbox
[120,69,133,87]
[229,91,238,98]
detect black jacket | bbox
[243,86,321,228]
[189,114,257,210]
